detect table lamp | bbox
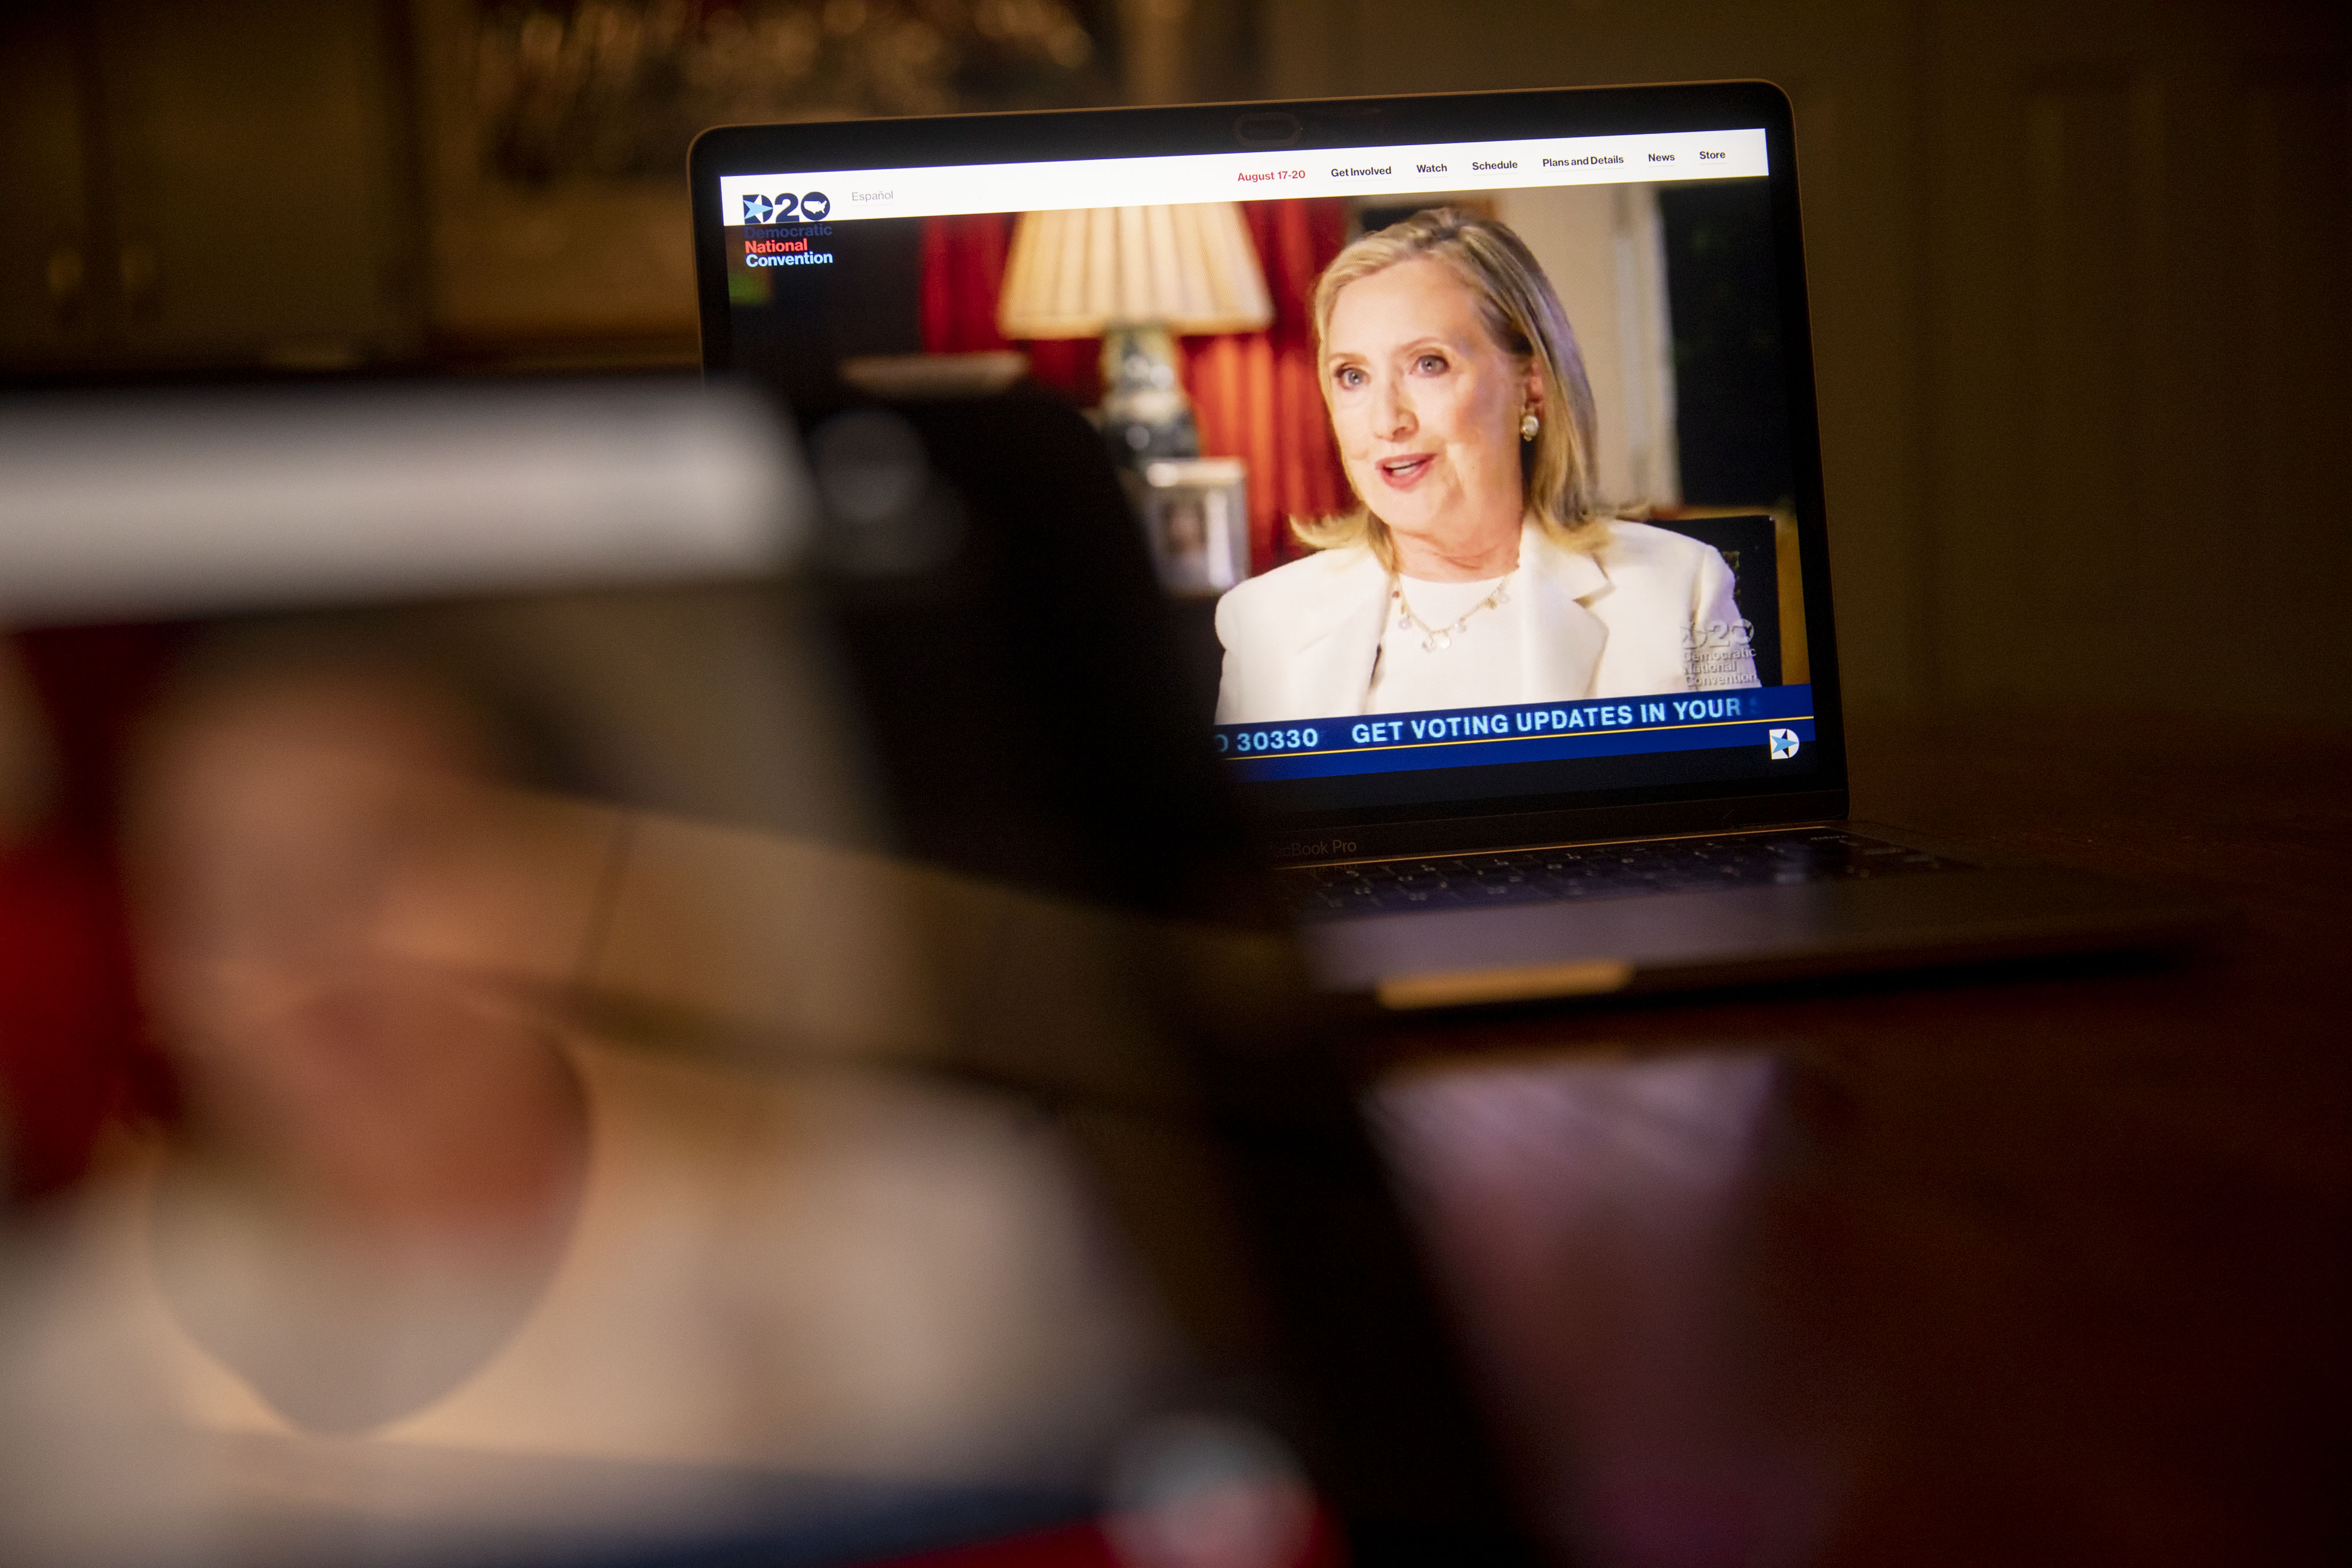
[997,203,1274,466]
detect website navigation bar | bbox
[718,128,1767,225]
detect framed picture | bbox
[1128,457,1250,597]
[409,0,1120,356]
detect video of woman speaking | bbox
[721,154,1816,795]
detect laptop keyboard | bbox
[1280,828,1973,920]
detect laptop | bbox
[688,80,2214,1010]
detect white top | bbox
[1367,573,1519,713]
[1213,519,1759,726]
[0,1042,1155,1560]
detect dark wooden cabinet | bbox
[0,6,96,361]
[1,0,421,371]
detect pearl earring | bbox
[1520,410,1540,442]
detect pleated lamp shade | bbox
[997,203,1274,340]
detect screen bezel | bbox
[689,81,1850,861]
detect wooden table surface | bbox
[1354,710,2352,1567]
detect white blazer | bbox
[1214,519,1757,724]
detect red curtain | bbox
[0,626,178,1200]
[1180,199,1354,572]
[918,213,1101,404]
[918,200,1355,575]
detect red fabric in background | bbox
[877,1520,1116,1568]
[1180,198,1354,572]
[873,1505,1346,1568]
[917,200,1355,574]
[0,626,178,1200]
[918,213,1102,404]
[919,213,1014,355]
[0,833,138,1198]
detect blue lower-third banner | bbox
[1215,684,1818,783]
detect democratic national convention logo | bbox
[1768,728,1802,761]
[742,190,830,223]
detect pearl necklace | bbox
[1391,570,1514,653]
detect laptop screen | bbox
[701,89,1830,841]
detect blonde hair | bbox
[1292,208,1608,564]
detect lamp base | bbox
[1097,323,1200,468]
